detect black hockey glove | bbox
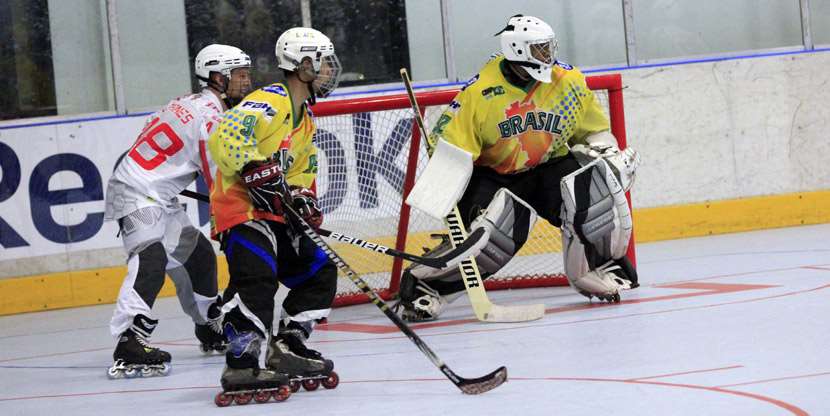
[240,160,287,215]
[290,186,323,230]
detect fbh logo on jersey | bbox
[241,101,276,117]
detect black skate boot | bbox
[214,323,291,407]
[393,235,463,322]
[107,314,171,379]
[195,299,227,353]
[394,271,455,322]
[266,323,339,392]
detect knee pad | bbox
[182,232,218,296]
[132,241,168,308]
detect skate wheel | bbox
[302,378,320,391]
[273,386,291,402]
[322,371,340,389]
[289,380,301,393]
[124,368,138,378]
[200,344,210,354]
[215,392,234,407]
[106,367,121,380]
[254,390,271,403]
[612,293,621,303]
[159,363,172,376]
[140,366,154,377]
[234,392,253,405]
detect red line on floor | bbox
[535,377,809,416]
[7,282,825,364]
[0,347,113,364]
[316,282,830,347]
[317,322,415,334]
[0,336,194,364]
[0,376,808,415]
[316,282,777,334]
[626,365,744,381]
[715,370,830,388]
[0,385,217,402]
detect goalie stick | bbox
[178,189,487,269]
[400,68,546,323]
[267,174,507,394]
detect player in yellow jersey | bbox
[207,27,342,401]
[398,15,641,321]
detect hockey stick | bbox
[399,68,545,323]
[178,189,487,269]
[268,178,507,394]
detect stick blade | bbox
[481,303,546,323]
[458,366,508,395]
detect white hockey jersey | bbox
[104,91,224,220]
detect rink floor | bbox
[1,223,829,415]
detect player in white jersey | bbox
[103,44,252,379]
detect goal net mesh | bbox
[311,75,625,306]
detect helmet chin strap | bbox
[306,82,317,106]
[201,73,239,108]
[502,61,534,88]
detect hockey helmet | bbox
[275,27,342,98]
[194,44,252,88]
[497,15,558,83]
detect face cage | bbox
[312,54,342,98]
[225,66,253,104]
[526,38,557,67]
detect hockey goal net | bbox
[310,74,632,307]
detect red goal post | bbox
[309,73,634,307]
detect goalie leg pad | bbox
[406,188,538,285]
[560,158,636,300]
[397,189,539,320]
[561,158,632,267]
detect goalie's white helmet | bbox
[498,15,558,83]
[194,44,251,87]
[275,27,342,98]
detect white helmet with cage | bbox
[194,44,252,88]
[498,15,558,83]
[275,27,342,98]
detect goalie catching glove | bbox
[241,160,322,229]
[571,130,641,192]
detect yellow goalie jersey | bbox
[208,83,318,236]
[429,55,610,174]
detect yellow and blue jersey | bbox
[208,83,318,235]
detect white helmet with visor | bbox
[275,27,342,99]
[194,44,251,88]
[498,15,558,83]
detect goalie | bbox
[398,15,641,322]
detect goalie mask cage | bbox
[310,74,633,307]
